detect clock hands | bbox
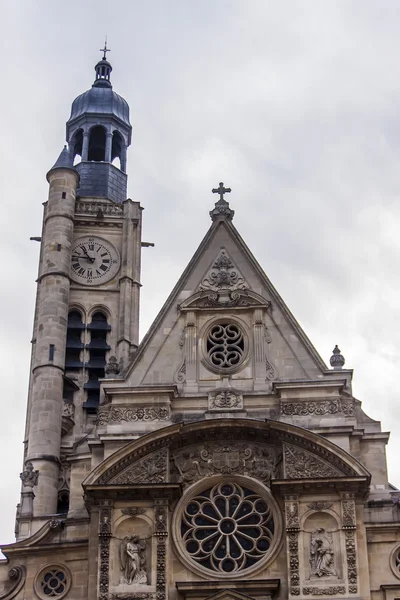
[72,247,95,262]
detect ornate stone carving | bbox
[285,502,300,529]
[110,449,168,485]
[121,508,147,517]
[19,462,39,488]
[330,345,345,370]
[154,502,168,536]
[105,355,120,377]
[120,536,147,584]
[266,358,277,381]
[97,406,171,426]
[111,595,155,600]
[284,445,345,479]
[99,508,111,600]
[284,496,300,596]
[154,500,168,600]
[199,249,246,293]
[75,200,123,216]
[208,389,243,410]
[302,587,345,596]
[345,530,357,593]
[61,401,75,435]
[307,502,333,512]
[310,528,337,577]
[289,530,300,595]
[62,400,75,418]
[172,443,281,487]
[281,399,355,417]
[0,565,26,600]
[156,537,166,600]
[174,360,186,384]
[341,493,356,528]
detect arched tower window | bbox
[71,129,83,164]
[83,311,111,411]
[111,131,123,169]
[65,310,84,370]
[88,126,106,161]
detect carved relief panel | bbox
[284,497,359,597]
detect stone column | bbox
[105,132,112,163]
[81,132,90,161]
[284,494,300,597]
[184,311,197,386]
[26,164,78,517]
[120,144,127,172]
[117,200,142,366]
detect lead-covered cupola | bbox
[66,45,132,204]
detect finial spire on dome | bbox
[100,37,110,60]
[93,39,112,88]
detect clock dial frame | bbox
[70,236,120,285]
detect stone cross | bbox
[212,182,231,201]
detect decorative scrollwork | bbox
[206,323,245,370]
[281,399,355,417]
[302,587,345,596]
[97,406,171,425]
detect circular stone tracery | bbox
[180,481,276,575]
[34,565,71,599]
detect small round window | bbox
[390,544,400,579]
[205,322,246,373]
[34,565,71,599]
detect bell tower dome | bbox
[66,44,132,204]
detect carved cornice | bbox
[281,398,355,417]
[97,405,171,425]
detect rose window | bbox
[206,323,245,370]
[180,481,275,574]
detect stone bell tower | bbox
[19,46,142,537]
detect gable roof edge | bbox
[224,220,328,373]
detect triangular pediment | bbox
[116,217,330,389]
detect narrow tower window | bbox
[83,311,111,411]
[88,126,106,161]
[65,311,84,369]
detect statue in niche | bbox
[310,528,337,578]
[120,536,147,585]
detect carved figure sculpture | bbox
[310,528,337,578]
[120,536,147,585]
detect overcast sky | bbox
[1,0,400,545]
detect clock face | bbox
[70,236,120,285]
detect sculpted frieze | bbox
[109,449,168,485]
[302,587,345,596]
[284,445,345,479]
[281,399,355,417]
[97,405,171,425]
[171,443,281,487]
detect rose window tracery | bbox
[34,565,71,599]
[206,323,245,370]
[180,481,275,574]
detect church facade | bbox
[0,51,399,600]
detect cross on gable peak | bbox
[210,181,234,222]
[212,182,231,201]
